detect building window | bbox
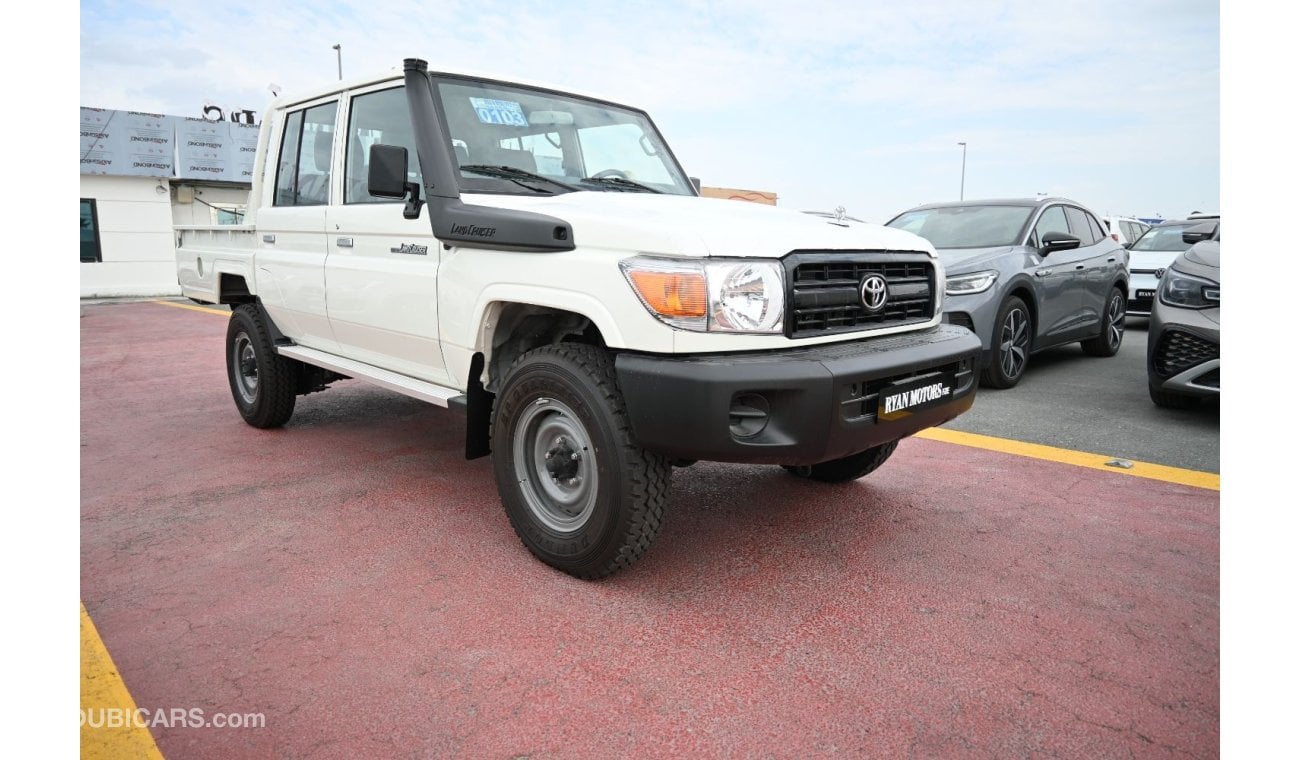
[80,198,102,263]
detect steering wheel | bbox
[592,169,630,179]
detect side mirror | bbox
[1182,222,1217,245]
[1040,231,1081,254]
[368,144,424,219]
[1123,241,1133,250]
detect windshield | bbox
[433,77,694,196]
[887,205,1034,249]
[1130,223,1208,252]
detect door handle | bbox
[1034,268,1052,277]
[1075,264,1085,270]
[1107,257,1116,263]
[336,237,354,248]
[262,234,275,244]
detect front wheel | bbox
[782,441,899,483]
[491,343,671,579]
[980,295,1031,389]
[226,305,297,428]
[1082,287,1126,357]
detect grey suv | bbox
[887,198,1129,388]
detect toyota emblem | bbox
[860,274,889,312]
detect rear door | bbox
[255,99,339,349]
[323,83,449,385]
[1065,206,1123,330]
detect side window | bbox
[344,88,423,204]
[1087,212,1107,244]
[1065,207,1097,245]
[273,103,338,206]
[274,110,303,206]
[296,103,338,206]
[1031,206,1069,248]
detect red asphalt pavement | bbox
[81,302,1219,758]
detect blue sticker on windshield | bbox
[470,98,528,127]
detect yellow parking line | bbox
[81,603,165,759]
[142,298,1217,492]
[151,300,229,316]
[916,427,1219,491]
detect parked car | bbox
[1125,217,1221,315]
[1102,215,1151,246]
[886,198,1128,388]
[1148,223,1219,408]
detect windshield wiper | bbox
[579,176,662,194]
[458,164,579,193]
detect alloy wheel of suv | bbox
[1082,288,1126,357]
[980,296,1031,389]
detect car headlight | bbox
[621,257,785,333]
[1158,270,1220,309]
[945,270,999,296]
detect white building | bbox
[80,176,249,297]
[80,108,256,298]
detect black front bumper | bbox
[615,324,981,466]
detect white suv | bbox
[1102,216,1151,246]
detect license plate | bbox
[878,371,957,421]
[1137,289,1156,299]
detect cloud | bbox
[79,0,1219,216]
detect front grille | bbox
[786,252,935,338]
[1153,329,1218,378]
[1128,295,1154,314]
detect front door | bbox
[323,85,449,386]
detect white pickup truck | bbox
[176,58,981,578]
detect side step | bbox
[277,344,465,408]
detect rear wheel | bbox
[491,343,671,579]
[1082,287,1126,356]
[226,305,297,428]
[782,441,898,483]
[980,295,1031,389]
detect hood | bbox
[1183,241,1220,269]
[1172,242,1220,282]
[465,191,936,258]
[934,245,1018,273]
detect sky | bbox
[78,0,1219,222]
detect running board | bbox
[277,345,465,408]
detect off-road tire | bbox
[1082,287,1126,357]
[980,295,1031,389]
[491,343,671,579]
[227,304,297,428]
[782,441,899,483]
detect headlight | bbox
[621,257,785,333]
[945,270,999,296]
[1158,270,1220,309]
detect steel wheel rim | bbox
[512,397,598,533]
[233,332,258,404]
[999,307,1029,379]
[1107,293,1125,349]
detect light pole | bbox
[957,141,967,200]
[332,44,342,80]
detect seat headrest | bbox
[314,132,333,173]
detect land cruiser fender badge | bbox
[860,274,888,312]
[390,243,429,255]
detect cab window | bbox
[344,87,424,204]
